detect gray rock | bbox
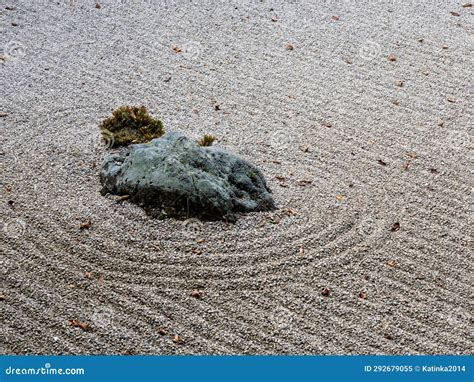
[100,132,275,220]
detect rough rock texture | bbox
[100,132,275,219]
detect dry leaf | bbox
[395,80,404,87]
[462,3,472,7]
[191,289,203,299]
[84,272,92,279]
[402,162,410,171]
[158,328,167,336]
[321,288,330,297]
[442,45,448,49]
[387,260,396,267]
[358,291,368,299]
[447,98,457,103]
[196,238,204,244]
[299,247,305,255]
[286,43,294,50]
[68,319,92,332]
[116,195,130,202]
[171,44,182,53]
[450,11,460,16]
[322,122,332,128]
[79,220,92,230]
[95,1,101,9]
[390,222,400,232]
[336,194,345,201]
[429,168,439,174]
[275,175,286,182]
[173,334,183,344]
[406,152,417,159]
[331,15,339,21]
[388,54,397,62]
[271,16,278,22]
[0,292,6,301]
[378,159,387,166]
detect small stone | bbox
[395,80,404,87]
[388,54,397,62]
[191,289,203,299]
[321,288,330,297]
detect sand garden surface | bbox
[1,1,472,354]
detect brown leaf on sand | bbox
[68,319,92,332]
[358,291,368,300]
[297,180,313,187]
[173,334,183,344]
[336,194,345,201]
[275,175,286,182]
[378,159,387,166]
[402,162,410,171]
[84,272,92,279]
[79,220,92,230]
[196,238,204,244]
[322,122,332,128]
[388,54,397,62]
[406,152,417,159]
[387,260,396,267]
[429,168,439,174]
[158,328,167,336]
[462,3,472,7]
[450,11,460,16]
[447,98,457,103]
[0,292,6,301]
[271,16,278,22]
[299,247,305,256]
[95,1,101,9]
[321,288,330,297]
[331,15,339,21]
[395,80,404,87]
[116,195,130,202]
[171,44,182,53]
[390,222,400,232]
[191,289,203,299]
[286,43,294,50]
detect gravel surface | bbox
[1,0,472,355]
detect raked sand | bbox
[1,0,472,354]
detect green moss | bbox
[99,105,164,147]
[197,134,216,147]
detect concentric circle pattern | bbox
[1,1,472,355]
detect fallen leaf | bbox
[196,238,204,244]
[429,168,439,174]
[358,291,368,299]
[322,122,332,128]
[11,22,18,27]
[173,334,183,344]
[68,319,92,332]
[163,76,171,83]
[402,162,410,171]
[297,180,313,186]
[450,11,460,16]
[79,220,92,230]
[275,175,286,182]
[462,3,472,7]
[271,16,278,22]
[299,247,305,256]
[388,54,397,62]
[378,159,387,166]
[384,333,394,340]
[272,160,281,164]
[387,260,396,267]
[321,288,330,297]
[406,152,417,159]
[336,194,345,201]
[116,195,130,202]
[171,44,182,53]
[331,15,339,21]
[158,328,167,335]
[301,147,311,153]
[286,43,294,50]
[344,59,353,64]
[392,100,400,106]
[5,6,15,10]
[395,80,404,87]
[390,222,400,232]
[368,139,376,145]
[191,289,203,299]
[442,45,448,49]
[447,98,457,103]
[437,120,444,127]
[84,272,92,279]
[95,1,101,9]
[0,292,6,301]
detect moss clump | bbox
[197,134,216,147]
[99,105,164,147]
